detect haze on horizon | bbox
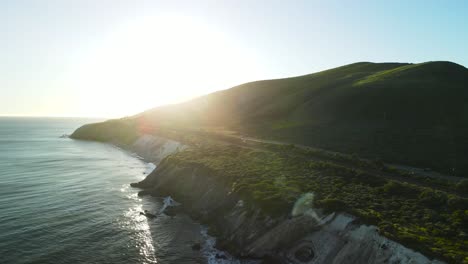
[2,0,467,118]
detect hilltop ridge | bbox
[122,61,468,175]
[73,61,468,175]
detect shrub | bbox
[315,198,347,213]
[382,181,419,197]
[455,179,468,192]
[418,189,447,207]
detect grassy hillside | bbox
[70,119,138,145]
[70,61,468,262]
[136,61,468,176]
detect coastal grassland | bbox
[70,119,138,145]
[166,145,468,263]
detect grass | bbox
[354,63,423,85]
[133,61,468,176]
[70,119,138,145]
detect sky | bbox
[1,0,468,118]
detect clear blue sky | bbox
[2,0,468,117]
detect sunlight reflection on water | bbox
[121,191,157,263]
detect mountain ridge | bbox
[74,61,468,175]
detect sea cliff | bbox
[131,151,444,264]
[71,124,452,263]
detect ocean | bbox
[0,117,238,264]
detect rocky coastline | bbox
[125,134,444,264]
[71,127,446,263]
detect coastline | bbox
[130,147,445,264]
[71,129,446,264]
[108,134,250,263]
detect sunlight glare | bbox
[71,15,263,117]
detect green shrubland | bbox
[167,145,468,263]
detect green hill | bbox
[73,61,468,175]
[71,61,468,262]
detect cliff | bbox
[130,134,186,163]
[131,153,445,264]
[70,125,464,262]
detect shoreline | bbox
[70,123,450,263]
[131,154,445,264]
[116,135,250,263]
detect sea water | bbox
[0,117,240,264]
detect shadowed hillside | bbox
[71,61,468,262]
[74,61,468,175]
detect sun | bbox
[70,15,263,118]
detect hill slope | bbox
[74,61,468,175]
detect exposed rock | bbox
[132,158,445,263]
[260,255,284,264]
[244,215,319,257]
[140,210,157,218]
[163,206,180,217]
[136,189,153,196]
[125,133,446,263]
[294,245,315,262]
[144,210,157,218]
[130,134,186,163]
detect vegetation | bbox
[136,61,468,176]
[166,145,467,263]
[261,143,461,192]
[457,179,468,193]
[71,61,468,262]
[70,119,138,145]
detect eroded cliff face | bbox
[130,134,186,163]
[131,156,445,264]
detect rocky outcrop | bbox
[292,213,445,264]
[70,121,186,163]
[130,134,186,163]
[131,160,445,264]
